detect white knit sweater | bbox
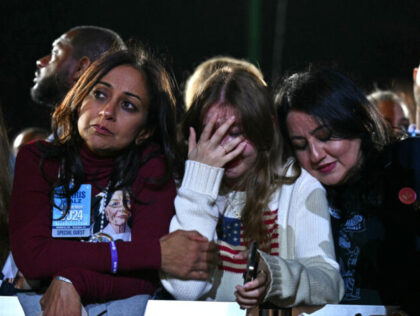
[161,160,344,306]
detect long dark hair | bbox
[182,66,297,245]
[275,68,394,216]
[39,46,180,213]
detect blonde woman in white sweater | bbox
[161,66,344,309]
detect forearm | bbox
[261,173,344,306]
[10,146,174,279]
[58,267,157,301]
[161,160,223,299]
[260,253,344,306]
[170,160,223,238]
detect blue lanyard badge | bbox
[52,184,92,238]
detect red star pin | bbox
[398,187,417,205]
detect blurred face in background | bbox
[31,31,78,107]
[286,110,361,186]
[377,100,409,131]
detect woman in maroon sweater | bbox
[9,47,195,315]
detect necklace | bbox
[225,194,243,219]
[97,184,110,232]
[88,184,113,243]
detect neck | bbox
[222,178,246,192]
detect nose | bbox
[99,101,117,121]
[36,55,51,68]
[308,141,325,163]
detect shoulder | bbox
[138,143,167,178]
[391,137,420,170]
[14,140,59,180]
[16,140,52,162]
[134,143,175,192]
[272,165,327,212]
[290,167,325,193]
[281,158,324,189]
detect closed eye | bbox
[311,125,333,142]
[291,141,307,151]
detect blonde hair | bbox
[184,56,265,110]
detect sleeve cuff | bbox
[181,160,224,200]
[56,268,86,297]
[258,251,276,301]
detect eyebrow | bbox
[289,124,328,140]
[98,81,144,104]
[310,124,328,135]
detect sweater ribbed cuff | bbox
[181,160,224,200]
[259,251,280,301]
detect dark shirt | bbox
[329,137,419,309]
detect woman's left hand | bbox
[40,278,82,316]
[188,113,246,168]
[235,261,270,310]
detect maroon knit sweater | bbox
[9,140,176,301]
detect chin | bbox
[224,169,241,179]
[319,174,344,186]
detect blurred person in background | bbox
[31,25,125,110]
[12,127,49,157]
[367,90,410,135]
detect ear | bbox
[414,67,418,82]
[72,56,91,82]
[135,127,154,145]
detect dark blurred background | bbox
[1,0,419,139]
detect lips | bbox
[33,67,42,81]
[226,158,241,169]
[317,161,336,173]
[93,124,113,136]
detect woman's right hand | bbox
[40,278,82,316]
[188,114,247,168]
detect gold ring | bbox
[220,144,227,154]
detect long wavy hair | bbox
[0,106,12,266]
[181,66,297,245]
[275,68,394,216]
[39,46,180,213]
